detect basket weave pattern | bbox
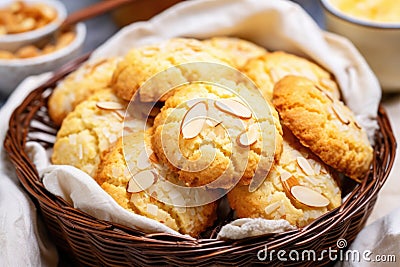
[4,54,397,266]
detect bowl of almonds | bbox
[0,0,67,51]
[0,22,86,94]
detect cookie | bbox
[273,76,373,182]
[51,89,148,177]
[243,51,340,100]
[49,58,119,126]
[203,37,267,69]
[111,38,234,102]
[151,82,283,189]
[227,127,341,227]
[96,131,218,237]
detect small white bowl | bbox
[0,23,86,95]
[321,0,400,92]
[0,0,67,52]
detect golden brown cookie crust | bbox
[51,89,147,177]
[152,82,283,189]
[203,37,267,69]
[272,76,373,181]
[228,127,341,227]
[96,132,218,237]
[111,38,234,102]
[243,51,340,100]
[48,58,119,126]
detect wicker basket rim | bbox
[3,53,397,266]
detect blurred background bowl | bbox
[321,0,400,92]
[0,0,67,52]
[0,23,86,95]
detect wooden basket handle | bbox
[62,0,136,28]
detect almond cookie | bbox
[51,89,148,177]
[227,127,341,227]
[243,51,340,100]
[111,38,234,102]
[273,76,373,182]
[203,37,267,69]
[151,82,283,189]
[49,58,120,126]
[96,131,218,237]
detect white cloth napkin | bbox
[0,74,58,267]
[336,207,400,267]
[91,0,381,139]
[0,0,394,265]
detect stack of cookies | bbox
[49,37,373,237]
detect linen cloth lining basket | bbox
[4,53,397,266]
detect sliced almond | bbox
[113,110,126,120]
[96,101,125,111]
[331,102,350,125]
[87,59,108,75]
[354,120,362,130]
[78,144,83,160]
[323,91,335,102]
[110,111,123,122]
[126,170,157,193]
[315,84,335,101]
[290,185,330,207]
[320,166,328,174]
[206,118,221,127]
[214,99,252,119]
[142,46,159,56]
[313,163,321,176]
[186,98,204,108]
[214,124,226,138]
[137,150,151,170]
[181,101,208,139]
[280,171,300,193]
[314,84,325,92]
[297,157,315,176]
[264,202,280,214]
[237,124,259,147]
[319,77,337,90]
[182,118,207,139]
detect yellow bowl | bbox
[321,0,400,92]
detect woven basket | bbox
[4,53,397,266]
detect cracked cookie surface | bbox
[228,127,341,227]
[51,89,147,177]
[49,58,119,126]
[111,38,234,102]
[203,37,267,69]
[272,76,373,181]
[243,51,340,100]
[152,82,283,189]
[96,131,217,237]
